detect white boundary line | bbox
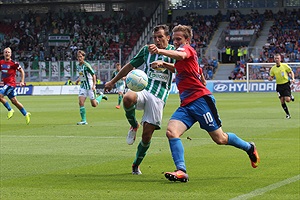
[230,174,300,200]
[0,135,297,141]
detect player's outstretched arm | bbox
[148,44,187,61]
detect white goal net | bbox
[246,62,300,93]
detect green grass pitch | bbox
[0,93,299,200]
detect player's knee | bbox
[166,129,176,139]
[11,98,18,105]
[123,93,136,108]
[166,130,172,139]
[215,140,226,145]
[141,133,152,143]
[123,99,132,108]
[0,97,5,103]
[213,137,228,145]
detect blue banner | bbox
[0,85,33,95]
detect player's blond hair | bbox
[3,47,12,53]
[172,25,193,39]
[77,50,86,57]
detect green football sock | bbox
[96,94,103,104]
[124,104,138,128]
[133,141,151,166]
[80,106,86,122]
[118,95,123,105]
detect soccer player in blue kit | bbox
[149,25,260,182]
[0,47,31,124]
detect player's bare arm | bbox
[158,48,187,61]
[18,67,26,87]
[148,44,187,60]
[200,73,207,86]
[268,76,274,81]
[92,74,97,91]
[151,60,175,73]
[289,71,295,83]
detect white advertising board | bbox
[61,85,80,95]
[33,86,62,95]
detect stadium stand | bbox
[263,9,300,62]
[0,10,148,62]
[226,9,300,80]
[226,9,264,38]
[0,1,299,81]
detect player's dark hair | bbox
[153,24,170,36]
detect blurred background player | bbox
[268,54,295,119]
[0,47,31,124]
[64,77,73,85]
[112,63,126,109]
[75,50,108,125]
[149,25,260,182]
[104,24,176,175]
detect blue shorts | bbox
[170,95,222,132]
[0,85,17,99]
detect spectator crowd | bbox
[0,8,147,63]
[1,8,299,81]
[227,8,300,80]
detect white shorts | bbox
[136,90,165,129]
[79,88,96,100]
[116,85,125,93]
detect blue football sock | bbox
[227,132,251,151]
[169,138,186,172]
[4,102,12,111]
[20,108,27,116]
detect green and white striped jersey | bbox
[130,44,176,103]
[112,70,125,88]
[76,61,95,90]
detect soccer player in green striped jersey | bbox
[75,50,107,125]
[105,24,176,175]
[112,63,126,109]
